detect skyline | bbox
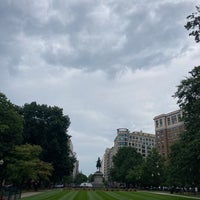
[1,0,200,175]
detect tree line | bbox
[0,96,75,188]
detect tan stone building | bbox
[103,147,117,181]
[154,109,184,158]
[114,128,155,157]
[103,128,155,181]
[68,138,79,179]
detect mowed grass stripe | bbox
[117,191,167,200]
[59,190,79,200]
[106,191,132,200]
[87,191,104,200]
[22,190,62,200]
[21,190,199,200]
[118,191,169,200]
[73,190,88,200]
[96,190,120,200]
[22,190,77,200]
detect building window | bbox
[156,120,159,128]
[167,117,171,125]
[171,115,177,124]
[160,119,163,127]
[178,114,182,122]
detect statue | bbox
[93,157,104,188]
[96,157,101,172]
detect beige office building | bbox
[103,147,117,181]
[154,109,184,158]
[103,128,155,181]
[114,128,155,157]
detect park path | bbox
[151,191,200,199]
[21,191,45,198]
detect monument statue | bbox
[96,157,101,172]
[93,157,104,188]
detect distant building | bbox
[103,147,117,181]
[68,138,79,179]
[114,128,155,157]
[103,128,155,181]
[154,109,184,158]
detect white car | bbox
[80,182,93,188]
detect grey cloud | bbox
[0,0,197,76]
[42,1,197,72]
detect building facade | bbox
[103,128,155,181]
[68,138,79,179]
[114,128,155,157]
[154,109,184,158]
[103,147,117,182]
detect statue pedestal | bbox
[93,171,104,188]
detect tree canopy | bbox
[0,93,24,184]
[169,66,200,186]
[141,148,165,187]
[185,6,200,43]
[7,144,53,186]
[0,93,23,158]
[110,147,143,187]
[20,102,75,182]
[74,173,88,185]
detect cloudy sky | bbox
[0,0,200,176]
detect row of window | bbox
[155,113,182,128]
[129,136,155,142]
[118,137,155,142]
[131,143,154,148]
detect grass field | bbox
[21,189,200,200]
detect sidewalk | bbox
[151,191,200,199]
[21,191,44,198]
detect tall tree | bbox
[141,148,165,188]
[20,102,75,182]
[0,93,23,156]
[110,147,143,187]
[170,66,200,186]
[185,6,200,43]
[74,173,87,185]
[0,93,23,184]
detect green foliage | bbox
[87,174,94,182]
[141,148,166,187]
[110,147,143,186]
[0,93,24,184]
[185,6,200,43]
[7,144,53,185]
[169,66,200,186]
[0,93,23,158]
[74,173,87,185]
[20,102,75,182]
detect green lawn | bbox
[21,190,199,200]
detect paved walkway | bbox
[21,191,45,198]
[151,191,200,199]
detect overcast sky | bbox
[0,0,200,176]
